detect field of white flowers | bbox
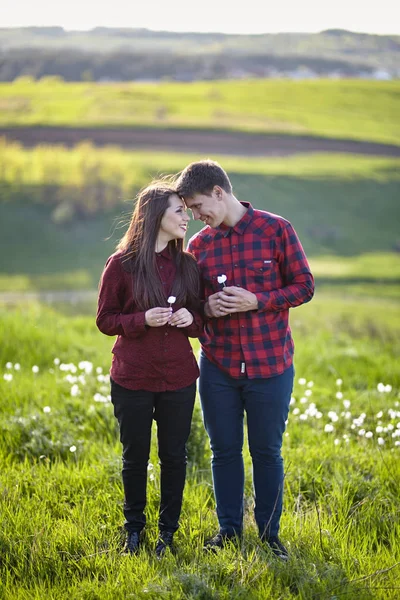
[0,288,399,599]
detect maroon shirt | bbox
[96,248,202,392]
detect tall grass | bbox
[0,290,399,598]
[1,78,400,144]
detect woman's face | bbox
[158,194,190,242]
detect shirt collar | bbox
[156,245,172,260]
[217,202,254,237]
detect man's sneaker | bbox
[203,532,240,552]
[263,536,289,560]
[155,531,174,558]
[123,531,141,555]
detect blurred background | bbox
[0,1,399,303]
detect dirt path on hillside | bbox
[1,126,400,157]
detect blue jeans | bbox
[199,353,294,539]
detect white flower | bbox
[378,437,385,445]
[385,384,392,393]
[3,373,13,382]
[289,397,296,405]
[78,361,93,375]
[70,384,80,397]
[54,358,60,365]
[377,383,385,393]
[293,408,300,415]
[96,366,103,374]
[343,400,351,409]
[299,414,308,420]
[328,411,339,422]
[167,296,176,304]
[6,362,13,369]
[69,445,77,453]
[307,381,314,388]
[305,389,313,397]
[43,406,51,413]
[395,441,400,447]
[336,378,343,386]
[376,411,383,418]
[334,439,340,446]
[32,365,39,373]
[336,391,343,400]
[324,424,334,433]
[14,363,21,371]
[358,429,365,436]
[298,378,306,385]
[217,275,227,285]
[300,397,308,404]
[365,431,373,439]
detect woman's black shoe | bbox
[124,531,141,555]
[155,531,174,558]
[263,536,289,560]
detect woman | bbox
[96,181,202,557]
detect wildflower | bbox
[385,384,392,393]
[376,411,383,418]
[307,381,314,388]
[298,378,306,385]
[377,383,385,392]
[69,445,77,453]
[300,397,308,404]
[343,400,351,409]
[305,389,312,397]
[70,384,80,397]
[43,406,51,413]
[96,366,103,374]
[376,426,383,433]
[167,295,177,306]
[3,373,13,382]
[217,275,227,286]
[336,391,343,400]
[365,431,373,439]
[299,414,308,421]
[378,438,385,445]
[358,429,366,436]
[14,363,21,371]
[336,378,343,386]
[54,358,60,365]
[293,408,300,415]
[395,441,400,447]
[32,365,39,373]
[78,361,93,375]
[328,411,339,422]
[324,424,334,433]
[6,362,13,369]
[334,439,340,446]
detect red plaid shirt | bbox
[187,202,314,379]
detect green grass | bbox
[0,141,399,289]
[1,78,400,144]
[0,289,399,598]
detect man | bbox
[175,160,314,559]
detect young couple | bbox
[96,160,314,559]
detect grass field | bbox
[0,140,399,291]
[1,79,399,145]
[1,287,399,599]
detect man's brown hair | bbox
[175,159,232,198]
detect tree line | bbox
[0,48,374,82]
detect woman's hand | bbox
[169,308,194,328]
[145,307,172,327]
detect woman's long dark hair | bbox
[117,181,200,311]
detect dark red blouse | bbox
[96,248,202,392]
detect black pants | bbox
[111,378,196,533]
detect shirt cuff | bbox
[120,311,147,337]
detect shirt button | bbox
[165,332,168,336]
[241,325,244,328]
[234,264,238,267]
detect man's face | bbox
[184,188,225,228]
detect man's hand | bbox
[205,287,258,317]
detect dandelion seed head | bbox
[43,406,51,413]
[3,373,13,382]
[336,378,343,386]
[336,391,343,400]
[14,363,21,371]
[298,378,306,385]
[69,445,77,453]
[32,365,39,373]
[378,437,385,445]
[324,424,334,433]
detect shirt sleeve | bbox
[96,255,147,338]
[255,222,314,312]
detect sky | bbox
[2,0,399,35]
